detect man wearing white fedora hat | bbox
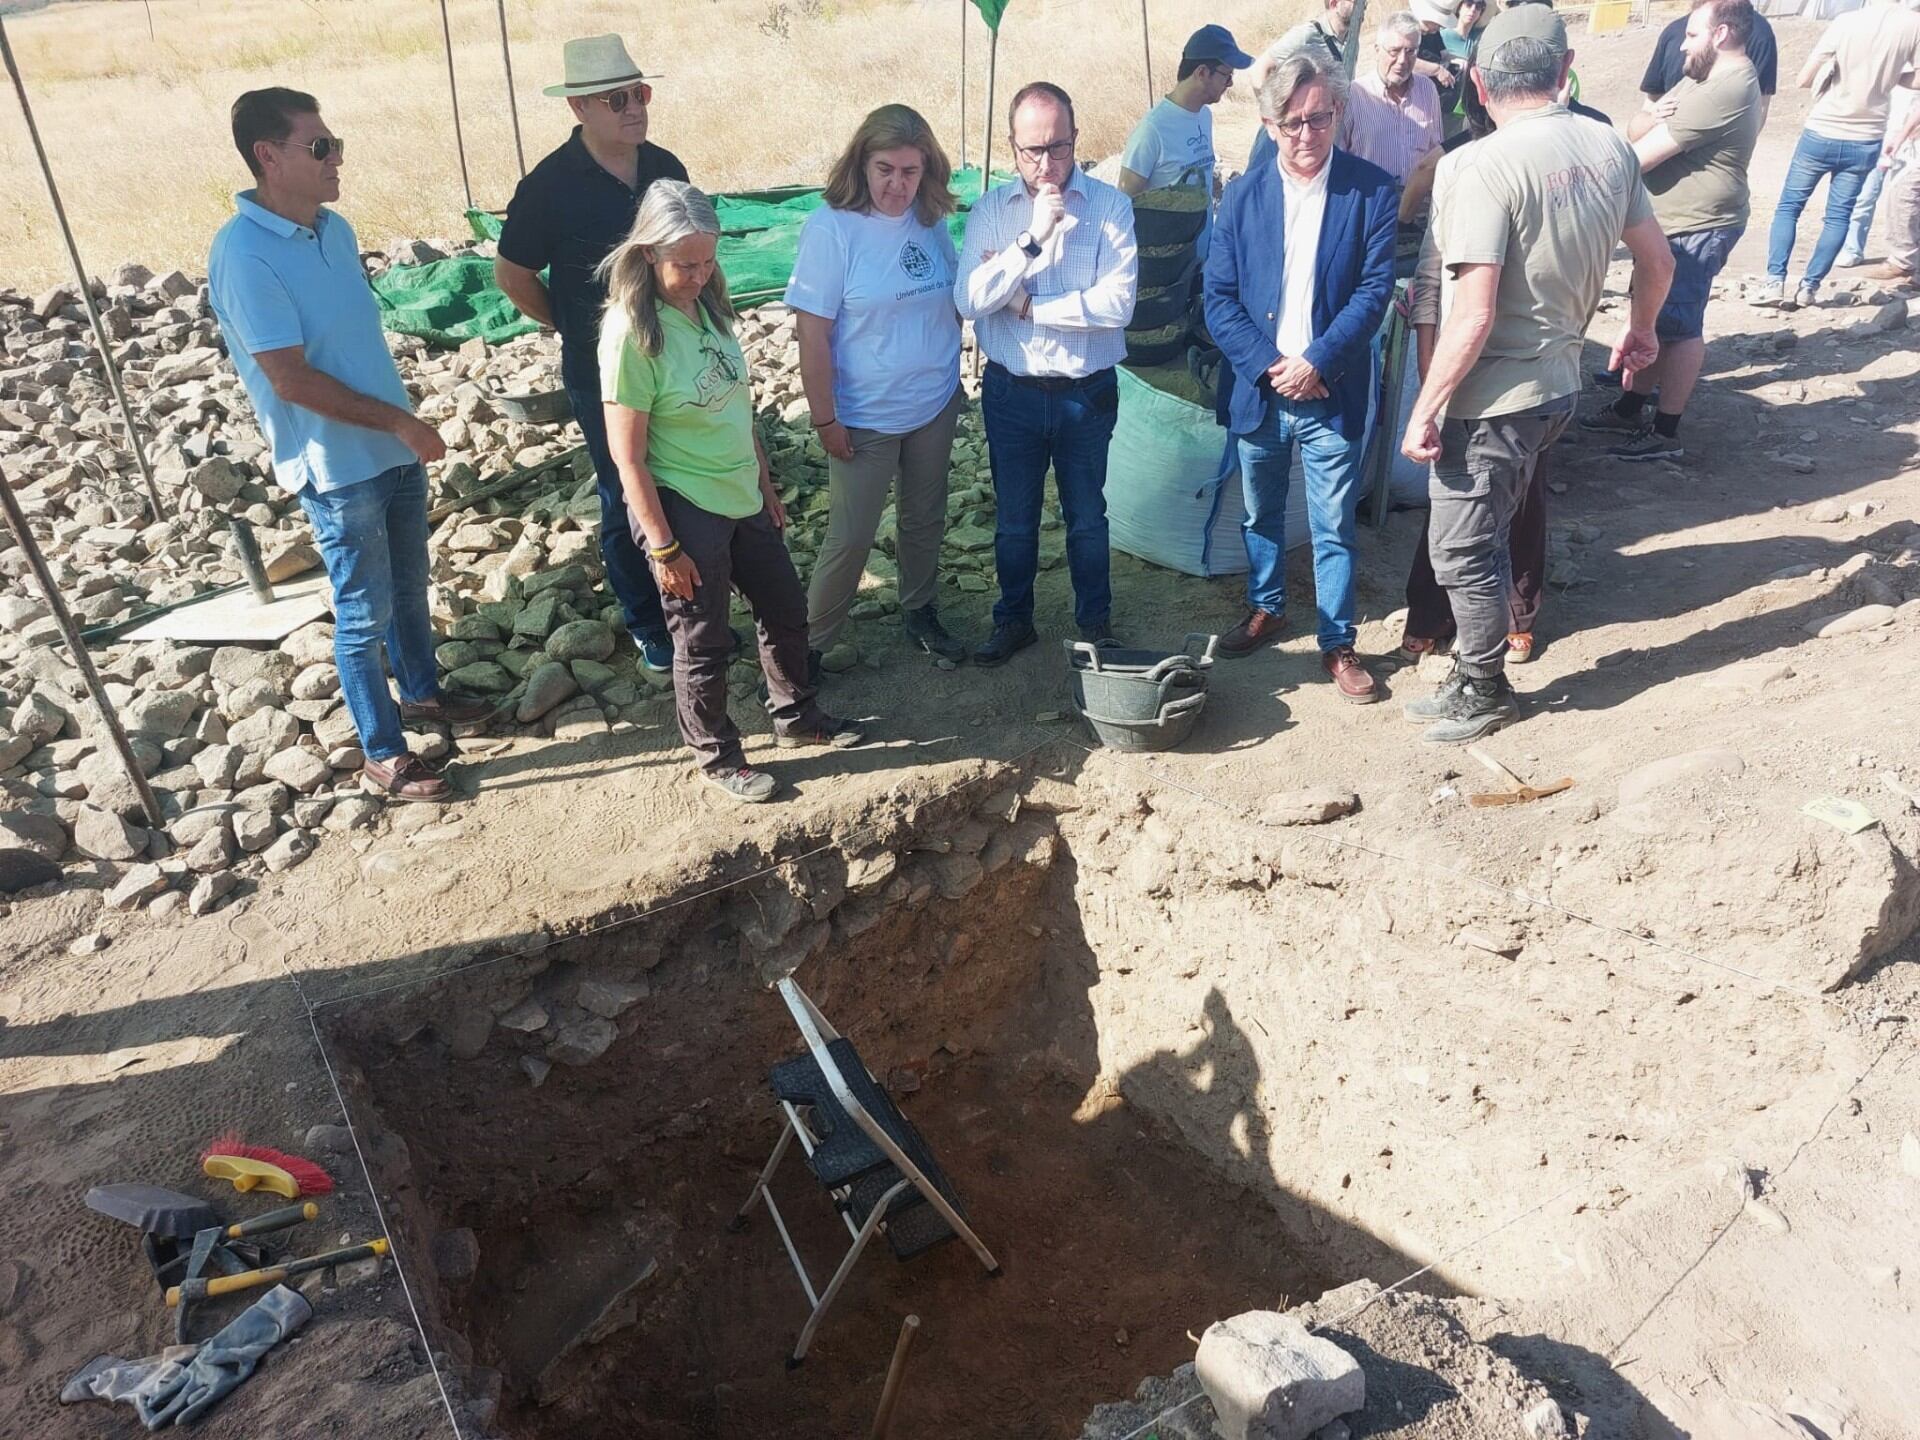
[496,35,688,678]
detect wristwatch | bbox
[1017,230,1042,259]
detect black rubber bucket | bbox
[1066,633,1217,752]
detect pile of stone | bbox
[0,248,1031,919]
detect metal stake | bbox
[1139,0,1154,110]
[494,0,525,179]
[0,458,166,830]
[981,29,998,199]
[438,0,474,213]
[959,0,968,172]
[0,16,167,523]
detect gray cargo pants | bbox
[1427,399,1572,678]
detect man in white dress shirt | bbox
[955,82,1140,665]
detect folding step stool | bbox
[729,977,1001,1365]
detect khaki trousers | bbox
[1888,162,1919,273]
[806,386,962,650]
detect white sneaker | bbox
[1793,282,1819,310]
[1749,276,1785,307]
[1835,252,1866,269]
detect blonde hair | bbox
[596,180,736,358]
[822,104,957,227]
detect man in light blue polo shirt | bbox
[209,87,491,803]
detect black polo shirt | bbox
[1641,13,1777,97]
[496,128,689,377]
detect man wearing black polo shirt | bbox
[1643,3,1776,117]
[495,34,687,676]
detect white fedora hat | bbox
[542,34,659,98]
[1409,0,1459,24]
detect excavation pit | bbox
[325,798,1348,1438]
[321,761,1853,1438]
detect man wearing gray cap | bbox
[1399,3,1674,743]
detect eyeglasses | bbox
[593,82,653,113]
[1271,110,1336,137]
[269,136,345,162]
[1014,139,1075,163]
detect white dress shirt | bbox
[1275,158,1328,358]
[955,166,1139,378]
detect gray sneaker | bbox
[1792,282,1818,310]
[1403,663,1470,724]
[703,764,778,803]
[1420,673,1520,745]
[1608,426,1685,463]
[1749,277,1785,308]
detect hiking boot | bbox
[1322,647,1377,704]
[774,713,868,750]
[1862,261,1917,287]
[903,604,967,665]
[1419,672,1520,744]
[1079,621,1121,649]
[1217,608,1286,658]
[1608,426,1685,463]
[1749,277,1785,308]
[974,621,1038,667]
[361,752,452,802]
[1506,632,1536,665]
[702,764,778,803]
[1402,662,1470,723]
[398,692,496,736]
[1578,401,1645,436]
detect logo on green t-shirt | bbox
[693,334,741,410]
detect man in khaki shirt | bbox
[1583,0,1762,463]
[1760,0,1920,307]
[1399,4,1673,744]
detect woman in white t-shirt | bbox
[785,104,967,669]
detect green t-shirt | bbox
[1646,56,1763,237]
[1432,105,1654,421]
[598,300,762,519]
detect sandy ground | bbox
[4,15,1920,1440]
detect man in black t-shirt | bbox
[494,35,689,674]
[1643,7,1777,114]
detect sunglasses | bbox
[593,82,653,113]
[1271,110,1336,137]
[269,136,345,162]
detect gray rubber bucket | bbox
[1066,633,1217,752]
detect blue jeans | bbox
[298,462,439,762]
[1235,395,1364,652]
[980,362,1117,631]
[1767,130,1882,289]
[1839,165,1886,264]
[563,351,667,645]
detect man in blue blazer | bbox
[1204,48,1398,703]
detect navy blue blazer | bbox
[1203,147,1398,443]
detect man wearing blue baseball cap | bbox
[1117,25,1253,201]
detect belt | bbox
[986,360,1112,394]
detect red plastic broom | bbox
[200,1133,334,1198]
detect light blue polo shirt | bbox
[207,192,416,494]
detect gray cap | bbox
[1477,2,1567,67]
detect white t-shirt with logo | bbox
[784,205,961,435]
[1120,98,1216,191]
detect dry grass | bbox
[0,0,1306,288]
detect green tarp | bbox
[373,168,1006,350]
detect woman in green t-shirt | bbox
[598,181,866,804]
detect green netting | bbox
[374,168,1007,349]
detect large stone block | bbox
[1195,1312,1364,1440]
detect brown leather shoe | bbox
[361,752,452,802]
[1861,262,1916,287]
[1217,608,1286,658]
[399,692,497,736]
[1322,647,1378,704]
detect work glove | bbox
[143,1283,312,1427]
[61,1347,197,1415]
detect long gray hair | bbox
[596,179,735,358]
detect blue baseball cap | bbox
[1182,24,1254,68]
